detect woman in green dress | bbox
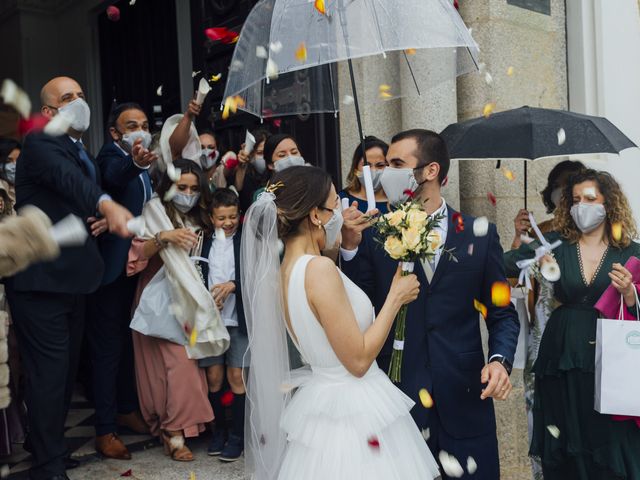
[504,169,640,479]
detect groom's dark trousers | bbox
[342,208,519,479]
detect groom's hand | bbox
[341,201,378,250]
[480,362,512,401]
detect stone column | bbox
[456,2,568,478]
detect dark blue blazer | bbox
[342,207,519,439]
[12,133,105,294]
[96,142,152,285]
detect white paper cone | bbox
[361,165,377,213]
[195,78,211,105]
[127,217,145,237]
[49,214,88,247]
[1,79,31,119]
[166,163,181,182]
[341,197,350,211]
[244,130,256,154]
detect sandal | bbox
[161,430,194,462]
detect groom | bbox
[341,129,519,479]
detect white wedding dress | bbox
[278,255,440,480]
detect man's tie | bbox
[421,256,437,283]
[74,141,97,183]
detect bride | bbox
[241,165,440,479]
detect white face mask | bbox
[550,187,562,210]
[273,155,305,172]
[58,98,91,132]
[322,207,344,249]
[356,169,384,191]
[3,162,16,184]
[253,155,266,174]
[172,192,201,213]
[570,203,606,233]
[201,148,219,169]
[380,168,419,205]
[122,130,152,151]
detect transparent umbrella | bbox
[223,0,480,209]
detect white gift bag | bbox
[594,289,640,416]
[130,267,188,345]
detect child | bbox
[200,188,248,462]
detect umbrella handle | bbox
[362,165,377,213]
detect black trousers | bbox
[86,272,139,436]
[7,289,84,480]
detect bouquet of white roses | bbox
[372,199,445,383]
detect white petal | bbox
[421,428,430,441]
[129,0,136,4]
[163,184,178,201]
[256,46,268,58]
[215,228,226,242]
[167,163,181,182]
[342,95,354,105]
[467,456,478,475]
[191,70,201,78]
[547,425,560,438]
[1,79,31,118]
[156,85,163,96]
[484,72,493,85]
[266,59,279,80]
[43,112,72,136]
[438,451,464,478]
[269,41,283,53]
[473,216,489,237]
[557,128,566,146]
[0,464,9,479]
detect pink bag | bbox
[594,256,640,320]
[594,255,640,427]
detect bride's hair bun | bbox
[269,166,333,239]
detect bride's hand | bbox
[389,265,420,307]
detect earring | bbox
[317,220,322,229]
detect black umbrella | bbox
[440,106,637,208]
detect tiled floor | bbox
[4,393,156,479]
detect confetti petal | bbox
[1,79,31,118]
[467,456,478,475]
[453,212,464,233]
[190,473,196,480]
[156,85,163,96]
[221,390,234,407]
[169,435,184,450]
[502,168,515,181]
[367,436,380,450]
[222,151,239,169]
[169,303,184,318]
[612,222,622,241]
[421,428,430,441]
[129,0,136,5]
[163,184,178,201]
[342,95,354,105]
[210,73,222,82]
[269,41,283,53]
[256,46,268,58]
[106,5,120,21]
[474,299,487,319]
[204,27,230,42]
[439,451,464,478]
[295,42,308,62]
[405,48,417,55]
[557,128,566,146]
[484,72,493,85]
[0,464,8,479]
[486,192,497,206]
[17,114,49,136]
[468,243,474,256]
[191,70,201,78]
[418,388,434,408]
[378,84,393,99]
[507,66,515,76]
[266,58,279,80]
[473,216,489,237]
[189,328,198,347]
[120,469,132,477]
[483,102,495,118]
[491,281,511,307]
[314,0,326,15]
[43,113,71,136]
[547,425,560,438]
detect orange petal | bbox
[483,102,495,118]
[612,222,622,241]
[210,73,222,82]
[491,282,511,307]
[474,299,487,319]
[418,388,434,408]
[405,48,417,55]
[502,168,515,181]
[507,66,515,76]
[314,0,326,15]
[189,328,198,347]
[295,42,308,62]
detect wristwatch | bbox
[490,356,513,376]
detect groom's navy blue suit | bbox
[342,206,519,479]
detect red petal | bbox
[441,176,449,187]
[487,192,497,206]
[454,0,459,9]
[225,157,239,169]
[17,115,49,136]
[107,5,120,21]
[453,212,464,233]
[403,189,415,199]
[221,390,235,407]
[120,469,132,477]
[367,436,380,449]
[272,119,282,128]
[221,31,239,44]
[205,27,230,41]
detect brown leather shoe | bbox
[95,433,132,460]
[117,411,150,434]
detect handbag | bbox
[130,266,188,345]
[594,288,640,417]
[594,256,640,320]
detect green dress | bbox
[504,232,640,479]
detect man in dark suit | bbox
[341,129,519,479]
[87,103,157,459]
[7,76,133,480]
